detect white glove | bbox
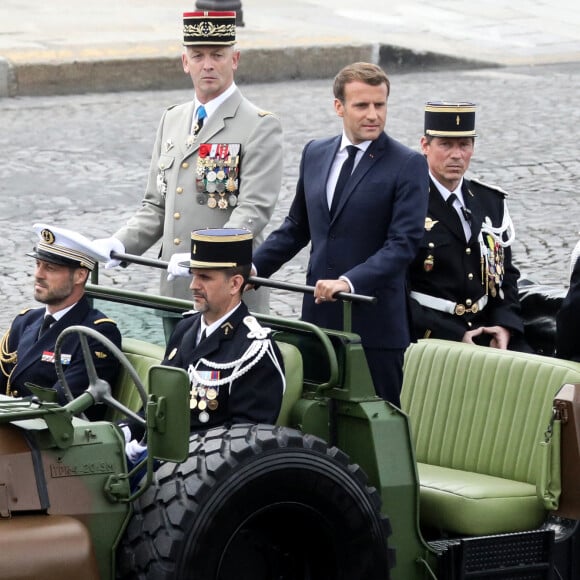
[125,439,148,463]
[93,237,125,269]
[167,252,191,281]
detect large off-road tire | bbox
[117,424,393,580]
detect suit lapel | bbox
[330,135,386,222]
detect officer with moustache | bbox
[160,228,285,432]
[408,102,530,351]
[0,224,122,419]
[94,11,283,320]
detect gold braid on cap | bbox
[0,329,17,396]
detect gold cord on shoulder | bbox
[0,329,18,396]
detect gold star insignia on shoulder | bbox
[167,347,178,361]
[94,351,108,359]
[18,308,32,316]
[425,217,439,231]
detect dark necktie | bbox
[194,105,207,135]
[447,193,472,224]
[330,145,359,216]
[38,314,55,339]
[197,328,207,347]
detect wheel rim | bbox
[216,501,340,580]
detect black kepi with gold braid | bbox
[424,101,477,138]
[179,228,253,269]
[183,11,236,46]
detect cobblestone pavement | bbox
[1,62,579,330]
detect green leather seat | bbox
[401,339,580,536]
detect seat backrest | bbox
[401,339,580,485]
[106,338,165,423]
[275,341,304,427]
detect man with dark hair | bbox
[250,62,429,407]
[408,102,530,351]
[161,228,284,432]
[0,224,122,420]
[94,10,283,316]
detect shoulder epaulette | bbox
[258,110,275,118]
[468,177,508,198]
[18,308,32,316]
[94,318,117,325]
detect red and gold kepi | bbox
[183,11,236,46]
[179,228,253,269]
[424,101,477,138]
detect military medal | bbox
[207,388,217,400]
[226,178,237,192]
[197,194,206,205]
[199,411,210,423]
[207,196,217,209]
[423,255,434,272]
[218,196,228,210]
[198,399,207,411]
[190,398,198,410]
[206,181,217,193]
[208,399,219,410]
[216,169,226,181]
[206,170,217,182]
[228,194,238,207]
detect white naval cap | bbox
[27,223,110,271]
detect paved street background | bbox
[1,62,579,330]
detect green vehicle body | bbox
[0,277,578,579]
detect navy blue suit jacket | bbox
[0,296,122,420]
[253,133,429,349]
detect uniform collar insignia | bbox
[425,217,439,231]
[221,322,234,336]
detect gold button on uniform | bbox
[428,242,435,248]
[174,212,181,219]
[468,273,474,280]
[176,186,183,194]
[174,238,181,245]
[466,299,472,306]
[465,248,471,255]
[182,162,189,169]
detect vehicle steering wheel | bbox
[54,325,148,425]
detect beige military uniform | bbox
[114,88,283,313]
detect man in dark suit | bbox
[408,102,530,352]
[557,255,580,361]
[160,228,285,433]
[251,62,429,407]
[0,224,122,420]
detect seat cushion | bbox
[418,463,546,536]
[275,341,303,427]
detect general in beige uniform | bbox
[108,11,283,313]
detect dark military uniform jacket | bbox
[557,257,580,362]
[0,296,122,420]
[408,177,526,345]
[162,302,284,432]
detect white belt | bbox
[410,291,488,316]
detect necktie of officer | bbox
[330,145,359,217]
[38,314,55,339]
[447,193,472,239]
[194,105,207,136]
[197,328,207,347]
